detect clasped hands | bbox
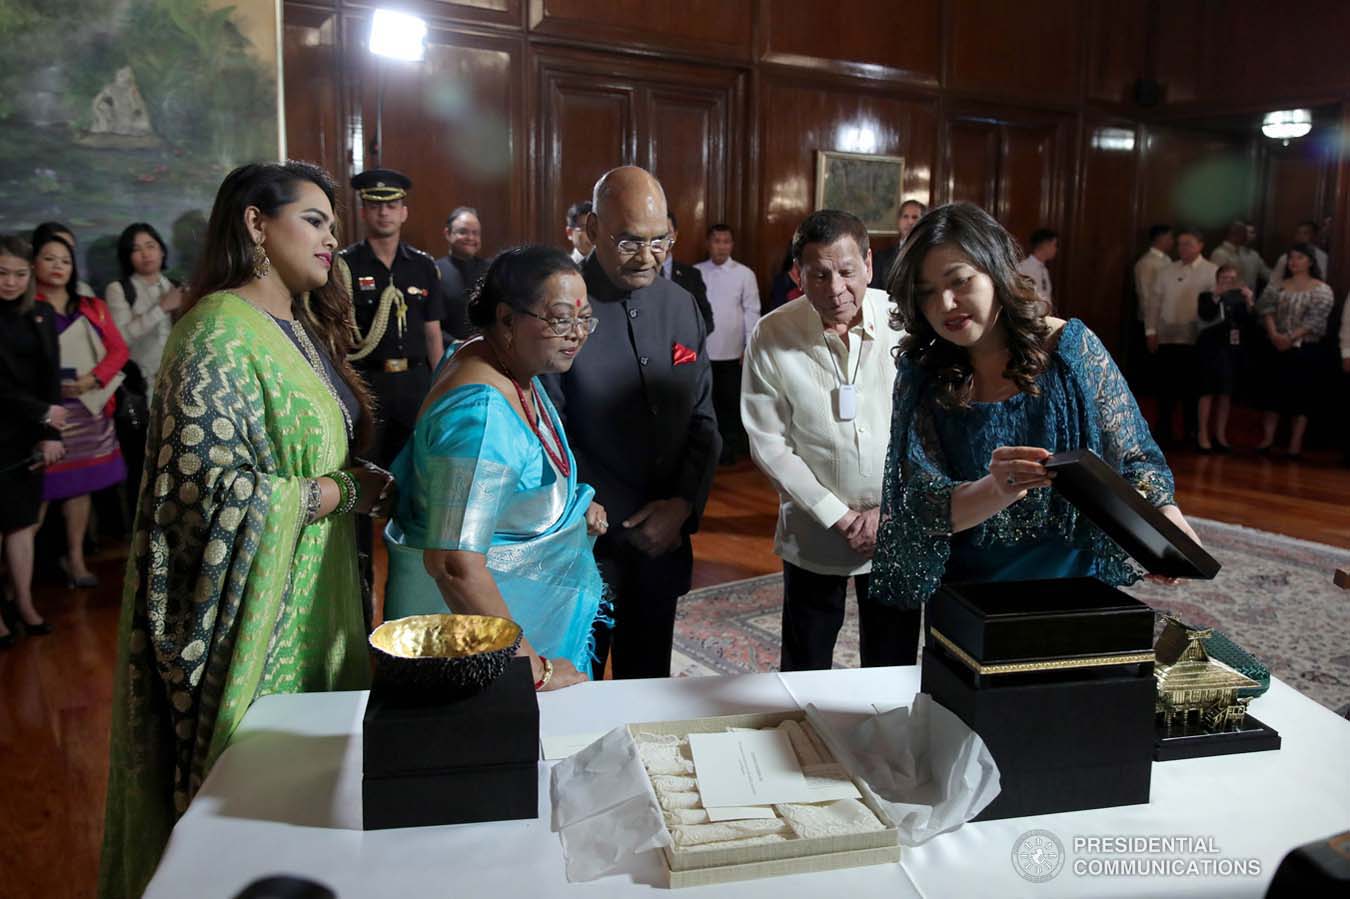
[834,507,880,557]
[622,497,691,557]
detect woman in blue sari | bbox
[871,203,1201,610]
[384,246,606,689]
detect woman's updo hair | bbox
[466,245,581,331]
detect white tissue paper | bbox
[549,726,671,882]
[803,695,1000,846]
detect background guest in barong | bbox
[870,203,1201,611]
[383,245,605,690]
[0,235,65,646]
[99,161,393,899]
[34,235,129,589]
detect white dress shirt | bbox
[1340,294,1350,360]
[1147,257,1217,345]
[106,273,175,392]
[696,257,760,361]
[1209,242,1271,290]
[1133,247,1171,322]
[1270,247,1330,288]
[741,288,901,576]
[1016,254,1052,311]
[570,247,584,265]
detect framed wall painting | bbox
[813,150,906,234]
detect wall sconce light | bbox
[1261,109,1312,143]
[369,9,427,62]
[366,9,429,167]
[1091,128,1136,152]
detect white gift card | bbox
[690,730,809,807]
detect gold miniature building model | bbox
[1154,617,1260,731]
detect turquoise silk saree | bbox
[383,375,606,675]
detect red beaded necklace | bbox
[485,339,571,478]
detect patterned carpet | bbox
[672,518,1350,714]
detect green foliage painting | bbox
[0,0,279,288]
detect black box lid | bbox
[1044,449,1220,579]
[363,655,539,776]
[929,577,1155,667]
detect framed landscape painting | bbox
[0,0,283,288]
[814,150,905,234]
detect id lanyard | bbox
[826,328,863,421]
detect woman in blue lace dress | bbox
[871,203,1200,610]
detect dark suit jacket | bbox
[544,255,721,566]
[670,261,715,335]
[435,254,488,341]
[870,244,899,291]
[0,303,61,461]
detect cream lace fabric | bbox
[634,720,886,851]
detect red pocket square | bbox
[672,342,698,366]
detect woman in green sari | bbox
[99,162,393,899]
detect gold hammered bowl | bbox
[368,613,523,697]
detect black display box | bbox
[1044,449,1220,579]
[362,656,540,830]
[921,578,1158,820]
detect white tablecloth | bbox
[144,668,1350,899]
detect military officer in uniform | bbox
[337,168,447,468]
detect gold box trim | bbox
[929,627,1155,676]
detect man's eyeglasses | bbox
[520,310,599,337]
[607,232,676,257]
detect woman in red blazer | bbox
[33,236,129,589]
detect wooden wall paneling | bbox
[1149,0,1205,106]
[1068,120,1141,354]
[753,72,939,299]
[1153,0,1350,112]
[1084,0,1150,106]
[1328,102,1350,291]
[344,14,524,257]
[757,0,942,87]
[341,0,524,30]
[946,0,1083,104]
[997,123,1060,254]
[528,0,753,62]
[283,4,345,180]
[646,88,729,265]
[944,119,999,208]
[536,71,638,248]
[532,48,745,257]
[1259,132,1333,264]
[1138,124,1258,250]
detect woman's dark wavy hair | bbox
[33,236,82,315]
[0,234,36,314]
[116,222,169,280]
[886,202,1052,411]
[190,161,376,453]
[466,244,581,331]
[1285,242,1323,281]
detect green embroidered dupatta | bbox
[99,292,370,899]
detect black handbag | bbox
[114,359,149,434]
